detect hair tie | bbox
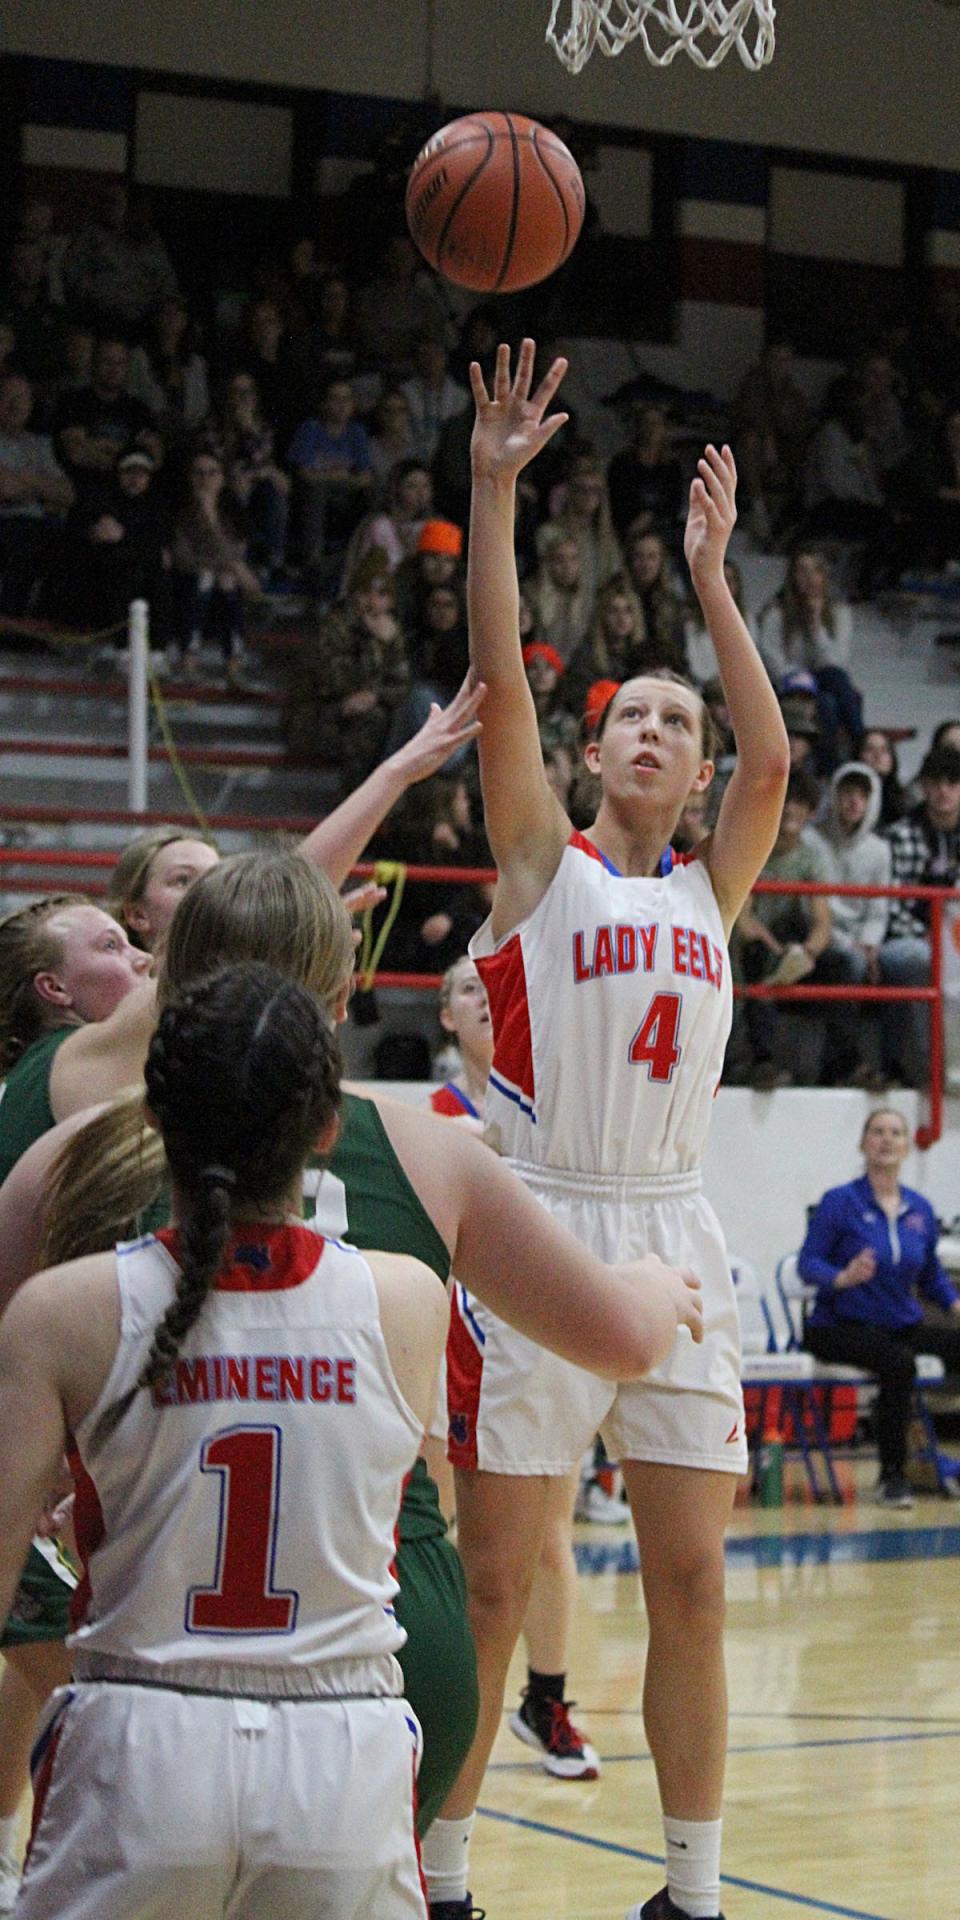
[198,1163,237,1191]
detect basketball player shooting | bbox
[427,340,790,1920]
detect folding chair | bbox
[775,1254,960,1498]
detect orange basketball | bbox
[405,111,585,295]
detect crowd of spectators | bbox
[1,174,959,1092]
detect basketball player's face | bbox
[41,906,151,1022]
[130,839,221,948]
[590,679,710,816]
[443,961,492,1059]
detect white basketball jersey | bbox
[69,1225,422,1684]
[470,834,731,1178]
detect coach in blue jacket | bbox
[799,1107,960,1508]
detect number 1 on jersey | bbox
[628,991,683,1082]
[186,1424,298,1634]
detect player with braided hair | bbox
[0,960,448,1920]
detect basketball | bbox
[405,111,585,295]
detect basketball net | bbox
[546,0,776,73]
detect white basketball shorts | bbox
[446,1165,747,1478]
[20,1682,427,1920]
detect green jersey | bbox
[0,1027,72,1187]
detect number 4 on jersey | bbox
[628,991,683,1083]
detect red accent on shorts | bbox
[26,1712,67,1862]
[154,1223,323,1292]
[70,1456,105,1633]
[445,1290,482,1472]
[474,933,535,1109]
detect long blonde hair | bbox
[40,852,354,1264]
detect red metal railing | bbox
[0,846,954,1146]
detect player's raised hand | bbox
[470,338,569,482]
[684,442,738,588]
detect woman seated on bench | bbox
[799,1107,960,1509]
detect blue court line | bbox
[574,1524,960,1575]
[487,1724,960,1773]
[476,1805,898,1920]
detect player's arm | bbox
[295,673,486,889]
[368,1251,449,1432]
[687,446,790,934]
[49,978,158,1121]
[0,1105,108,1314]
[468,340,573,937]
[0,1277,71,1624]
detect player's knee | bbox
[645,1546,727,1637]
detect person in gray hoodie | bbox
[807,761,891,1087]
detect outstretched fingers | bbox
[493,340,513,404]
[469,360,490,409]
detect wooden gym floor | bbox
[473,1466,960,1920]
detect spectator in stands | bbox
[807,762,892,1089]
[310,271,359,386]
[388,772,492,975]
[683,557,754,689]
[284,550,410,780]
[523,641,579,761]
[0,238,67,395]
[204,371,290,580]
[931,718,960,754]
[46,321,95,414]
[735,766,863,1091]
[526,533,593,663]
[354,235,449,381]
[606,403,684,549]
[854,350,912,490]
[0,370,73,616]
[878,742,960,1087]
[759,547,863,761]
[342,458,432,580]
[859,727,909,827]
[368,387,417,492]
[288,374,373,581]
[800,378,898,593]
[924,405,960,570]
[14,197,68,307]
[169,447,262,676]
[385,578,474,771]
[61,185,179,334]
[126,296,210,447]
[393,516,463,631]
[623,526,687,663]
[778,675,828,777]
[71,447,171,635]
[52,337,162,505]
[565,573,683,720]
[800,1107,960,1508]
[537,453,621,607]
[401,334,469,465]
[730,339,812,546]
[234,296,310,449]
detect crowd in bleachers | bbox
[1,173,959,1091]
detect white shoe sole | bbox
[508,1709,601,1778]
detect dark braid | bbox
[99,962,341,1435]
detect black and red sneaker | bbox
[508,1687,600,1779]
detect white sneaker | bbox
[0,1848,21,1916]
[575,1481,630,1525]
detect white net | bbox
[546,0,776,73]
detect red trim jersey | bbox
[470,833,731,1178]
[69,1225,422,1684]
